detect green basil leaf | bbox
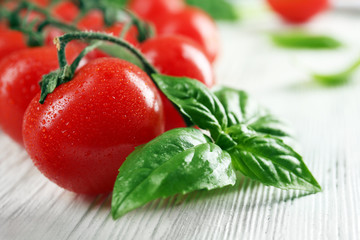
[313,56,360,86]
[111,128,236,219]
[227,125,321,192]
[213,86,292,139]
[271,32,342,49]
[248,114,293,139]
[186,0,240,21]
[213,86,261,126]
[152,74,234,147]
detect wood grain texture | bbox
[1,10,360,240]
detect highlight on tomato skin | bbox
[127,0,185,23]
[267,0,329,24]
[22,58,165,195]
[141,35,215,131]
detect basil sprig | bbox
[112,74,321,219]
[111,128,236,219]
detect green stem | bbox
[0,7,10,21]
[10,1,50,24]
[119,21,132,39]
[56,32,158,75]
[39,31,159,104]
[122,9,155,42]
[37,18,79,33]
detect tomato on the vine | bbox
[51,1,79,23]
[0,45,81,145]
[77,10,104,31]
[128,0,184,23]
[23,57,164,195]
[141,35,214,130]
[0,28,27,60]
[156,7,220,63]
[267,0,329,23]
[105,23,140,47]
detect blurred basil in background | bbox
[104,0,240,21]
[186,0,240,21]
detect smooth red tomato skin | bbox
[141,35,214,130]
[51,1,79,23]
[23,58,164,195]
[0,46,80,145]
[105,23,140,47]
[156,7,220,63]
[128,0,184,23]
[267,0,328,23]
[77,10,104,31]
[0,29,27,60]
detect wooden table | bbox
[1,9,359,240]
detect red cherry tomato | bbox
[128,0,184,23]
[29,0,50,7]
[77,10,104,31]
[156,7,220,63]
[0,46,81,145]
[51,1,79,23]
[141,35,214,130]
[267,0,329,23]
[23,57,164,194]
[105,23,140,47]
[0,28,27,60]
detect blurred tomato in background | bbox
[267,0,329,23]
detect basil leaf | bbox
[313,56,360,86]
[248,114,293,139]
[213,86,292,139]
[271,32,342,49]
[152,74,234,147]
[111,128,236,219]
[227,125,321,192]
[213,86,262,126]
[186,0,240,21]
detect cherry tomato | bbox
[51,1,79,23]
[128,0,184,23]
[156,7,220,63]
[0,28,27,60]
[105,22,140,47]
[267,0,329,23]
[141,35,214,130]
[0,45,81,145]
[23,57,164,195]
[77,10,104,31]
[30,0,50,7]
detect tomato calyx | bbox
[39,31,158,103]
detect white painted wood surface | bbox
[1,9,360,240]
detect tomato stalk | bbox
[74,0,154,42]
[39,31,159,103]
